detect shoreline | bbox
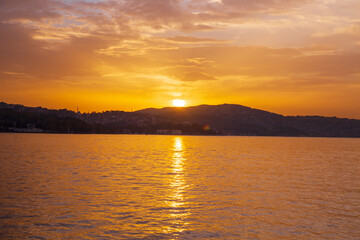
[1,131,359,139]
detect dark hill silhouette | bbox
[1,102,360,137]
[136,104,360,137]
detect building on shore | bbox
[156,129,182,135]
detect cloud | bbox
[311,22,360,51]
[0,0,61,21]
[0,21,109,79]
[179,72,217,81]
[163,35,228,43]
[187,0,309,21]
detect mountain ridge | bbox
[1,102,359,137]
[137,103,350,119]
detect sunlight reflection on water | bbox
[163,137,190,234]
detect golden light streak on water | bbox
[163,137,190,235]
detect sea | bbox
[0,133,359,239]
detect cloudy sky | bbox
[1,0,359,117]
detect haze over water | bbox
[0,133,359,239]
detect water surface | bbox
[0,134,359,239]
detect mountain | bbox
[136,104,360,137]
[1,102,360,137]
[0,102,90,133]
[137,104,282,134]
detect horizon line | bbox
[1,101,358,120]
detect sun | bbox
[172,99,186,107]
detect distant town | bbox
[1,102,360,137]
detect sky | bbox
[0,0,360,118]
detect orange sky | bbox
[0,0,360,118]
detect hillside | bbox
[1,102,360,137]
[137,104,360,137]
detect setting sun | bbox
[172,100,186,107]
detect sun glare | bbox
[172,99,186,107]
